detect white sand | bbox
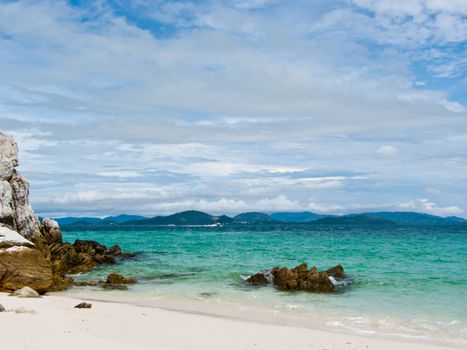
[0,292,459,350]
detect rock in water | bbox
[106,245,122,255]
[246,270,273,286]
[247,263,347,293]
[9,286,41,298]
[106,273,137,284]
[0,304,5,312]
[74,302,92,309]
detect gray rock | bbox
[40,217,62,244]
[0,181,15,228]
[0,133,18,181]
[9,286,41,298]
[74,302,92,309]
[9,171,41,240]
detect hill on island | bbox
[54,214,146,226]
[361,212,467,225]
[233,212,275,224]
[270,211,325,222]
[311,214,395,226]
[123,210,233,226]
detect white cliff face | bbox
[0,134,18,181]
[0,133,41,240]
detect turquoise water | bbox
[63,225,467,346]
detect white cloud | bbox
[425,187,443,196]
[399,198,463,216]
[376,145,398,156]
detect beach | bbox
[0,292,459,350]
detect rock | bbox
[73,239,106,255]
[0,133,18,181]
[9,171,41,240]
[9,286,41,298]
[246,269,273,286]
[74,302,92,309]
[324,264,346,278]
[106,245,122,255]
[0,226,52,293]
[106,273,137,284]
[0,304,5,312]
[247,263,346,293]
[121,253,136,259]
[40,218,62,245]
[94,253,116,265]
[0,181,15,228]
[102,283,128,290]
[73,280,101,287]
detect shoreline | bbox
[1,291,462,350]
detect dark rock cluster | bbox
[247,263,347,293]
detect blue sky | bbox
[1,0,466,217]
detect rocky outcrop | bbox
[1,132,133,293]
[73,273,137,291]
[247,263,348,293]
[0,133,41,240]
[0,226,52,293]
[106,273,137,285]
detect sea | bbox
[62,224,467,347]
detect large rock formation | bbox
[1,132,129,293]
[0,134,41,240]
[0,226,52,293]
[247,263,348,293]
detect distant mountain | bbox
[362,212,467,225]
[270,211,325,222]
[123,210,233,226]
[101,214,147,224]
[55,214,147,226]
[233,212,275,224]
[311,214,395,225]
[54,210,466,227]
[55,217,102,225]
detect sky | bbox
[0,0,466,218]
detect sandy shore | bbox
[0,292,460,350]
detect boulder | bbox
[106,273,137,284]
[40,218,62,245]
[102,283,128,290]
[73,240,106,255]
[106,245,122,256]
[246,269,273,286]
[73,280,101,287]
[247,263,347,293]
[74,302,92,309]
[0,226,52,293]
[9,286,41,298]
